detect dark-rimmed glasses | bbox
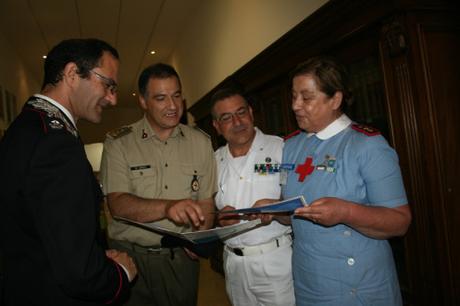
[90,70,118,95]
[216,106,249,123]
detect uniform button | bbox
[350,288,357,296]
[165,163,168,167]
[343,230,351,236]
[139,171,143,176]
[240,176,244,180]
[347,257,355,266]
[165,185,168,189]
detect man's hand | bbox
[250,198,293,225]
[217,205,241,227]
[249,199,278,224]
[165,199,205,228]
[106,249,137,282]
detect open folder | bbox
[113,216,262,244]
[218,196,307,215]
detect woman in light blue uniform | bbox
[281,56,412,306]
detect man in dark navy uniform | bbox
[0,38,137,306]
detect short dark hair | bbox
[42,38,119,90]
[210,85,249,119]
[138,63,181,97]
[290,56,352,111]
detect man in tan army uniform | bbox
[100,63,217,306]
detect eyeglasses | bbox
[90,70,118,95]
[216,106,249,123]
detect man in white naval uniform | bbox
[211,86,295,306]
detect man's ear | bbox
[138,95,147,110]
[62,62,79,87]
[212,119,221,135]
[248,105,254,120]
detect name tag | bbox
[130,165,151,171]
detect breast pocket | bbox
[180,163,205,197]
[129,165,160,198]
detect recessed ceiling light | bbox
[132,93,136,96]
[42,55,47,59]
[150,50,156,55]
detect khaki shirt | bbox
[100,116,217,246]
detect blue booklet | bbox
[219,196,307,214]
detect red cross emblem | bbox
[295,157,315,182]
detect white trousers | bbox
[223,240,295,306]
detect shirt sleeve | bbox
[100,137,131,195]
[357,135,408,208]
[198,137,218,200]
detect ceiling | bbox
[0,0,202,107]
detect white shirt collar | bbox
[33,94,77,128]
[225,127,262,158]
[314,114,352,140]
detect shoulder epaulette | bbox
[107,126,133,139]
[283,130,301,141]
[27,98,78,138]
[351,123,380,136]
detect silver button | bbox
[344,230,351,236]
[350,288,357,295]
[347,257,355,266]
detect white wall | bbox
[0,32,40,130]
[170,0,328,108]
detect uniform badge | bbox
[280,163,295,171]
[49,119,63,130]
[191,175,200,192]
[254,162,280,175]
[316,154,337,173]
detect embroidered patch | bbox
[49,119,63,130]
[28,98,78,137]
[351,124,380,136]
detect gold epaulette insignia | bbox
[107,126,133,139]
[351,124,380,136]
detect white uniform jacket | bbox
[215,127,291,248]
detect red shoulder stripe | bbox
[351,124,380,136]
[283,130,301,141]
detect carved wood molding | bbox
[382,18,409,58]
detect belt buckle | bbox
[233,248,244,256]
[146,247,162,253]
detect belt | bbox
[130,243,171,255]
[111,239,176,255]
[225,234,292,257]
